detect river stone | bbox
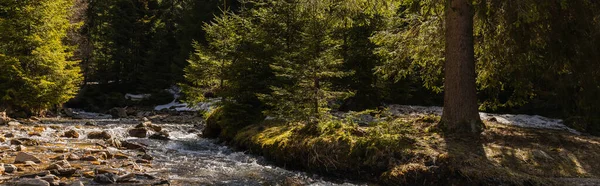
[117,173,136,182]
[135,159,151,164]
[105,138,122,148]
[5,164,17,173]
[16,145,26,151]
[15,152,42,164]
[50,168,77,177]
[0,163,4,175]
[11,139,22,145]
[38,174,59,186]
[113,153,128,160]
[62,130,79,138]
[12,138,41,146]
[51,154,66,161]
[20,171,50,178]
[141,154,153,161]
[47,160,70,170]
[94,173,118,184]
[4,133,14,138]
[84,121,97,126]
[96,152,108,160]
[128,128,148,138]
[87,131,111,140]
[149,131,169,140]
[15,178,50,186]
[45,164,62,171]
[7,121,21,127]
[24,161,37,167]
[67,154,80,161]
[0,136,5,143]
[109,107,127,119]
[69,181,84,186]
[28,132,41,137]
[121,140,145,150]
[136,121,162,132]
[81,156,98,161]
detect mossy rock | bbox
[202,107,223,139]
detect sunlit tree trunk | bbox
[441,0,484,134]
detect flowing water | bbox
[0,119,363,186]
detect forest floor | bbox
[223,110,600,185]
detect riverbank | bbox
[206,108,600,185]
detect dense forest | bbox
[2,0,600,185]
[2,0,599,133]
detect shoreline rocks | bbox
[15,152,42,164]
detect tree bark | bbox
[441,0,483,134]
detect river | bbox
[0,118,364,186]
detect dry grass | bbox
[230,114,600,185]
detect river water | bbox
[0,119,363,186]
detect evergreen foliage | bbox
[0,0,82,115]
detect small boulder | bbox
[45,164,62,171]
[16,145,26,151]
[11,139,22,145]
[94,173,118,184]
[38,174,59,186]
[149,131,169,140]
[15,152,42,164]
[105,138,122,148]
[12,138,40,146]
[5,133,14,138]
[15,178,50,186]
[128,128,148,138]
[121,140,145,150]
[96,152,108,160]
[95,168,119,175]
[136,121,162,132]
[62,130,79,138]
[113,153,128,160]
[28,132,41,137]
[117,173,136,182]
[50,168,77,177]
[24,161,38,167]
[82,171,94,178]
[67,154,80,161]
[0,136,5,143]
[7,121,21,127]
[81,156,98,161]
[135,159,151,164]
[46,160,70,170]
[87,131,112,140]
[109,107,127,119]
[0,163,4,175]
[141,154,153,161]
[69,181,84,186]
[51,155,67,161]
[5,164,18,173]
[84,121,97,126]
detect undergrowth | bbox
[206,108,600,185]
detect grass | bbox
[209,110,600,185]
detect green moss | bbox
[214,113,600,185]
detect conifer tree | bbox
[0,0,82,114]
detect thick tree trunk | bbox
[441,0,483,134]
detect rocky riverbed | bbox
[0,114,360,186]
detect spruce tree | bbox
[0,0,82,114]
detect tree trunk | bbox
[441,0,483,134]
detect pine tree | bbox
[0,0,82,114]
